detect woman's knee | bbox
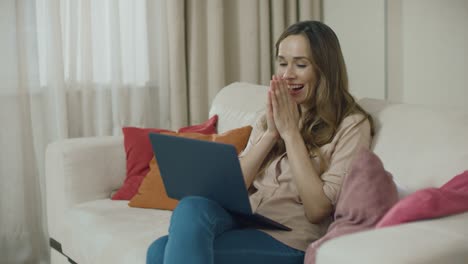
[172,196,219,220]
[170,196,235,234]
[146,236,168,264]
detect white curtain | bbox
[0,0,321,262]
[35,0,171,137]
[0,0,169,262]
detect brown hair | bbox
[259,20,374,173]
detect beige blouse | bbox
[239,113,372,251]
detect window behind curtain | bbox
[35,0,150,88]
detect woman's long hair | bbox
[259,20,374,174]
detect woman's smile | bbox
[288,83,305,96]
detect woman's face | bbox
[276,34,318,105]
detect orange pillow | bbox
[128,126,253,210]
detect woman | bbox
[147,20,373,264]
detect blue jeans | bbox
[147,196,304,264]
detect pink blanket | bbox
[304,148,398,264]
[377,170,468,227]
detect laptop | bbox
[149,133,291,231]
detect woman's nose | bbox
[282,66,295,79]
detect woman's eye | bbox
[297,64,307,68]
[278,63,287,67]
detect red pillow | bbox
[178,115,218,133]
[111,115,218,200]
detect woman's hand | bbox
[266,78,280,139]
[270,76,300,139]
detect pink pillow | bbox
[111,115,218,200]
[377,170,468,228]
[305,148,398,264]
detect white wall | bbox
[324,0,468,108]
[323,0,386,100]
[402,0,468,107]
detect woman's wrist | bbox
[262,130,279,144]
[281,129,302,145]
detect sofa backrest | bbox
[209,82,267,133]
[210,82,468,194]
[359,98,468,193]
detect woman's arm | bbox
[240,82,280,188]
[284,118,371,223]
[282,131,333,223]
[269,77,373,224]
[270,78,332,223]
[239,131,277,188]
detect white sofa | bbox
[45,82,468,264]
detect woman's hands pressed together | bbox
[268,75,301,141]
[268,75,333,223]
[242,75,332,223]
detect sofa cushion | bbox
[112,116,218,200]
[358,98,468,193]
[315,211,468,264]
[60,199,171,264]
[128,126,253,210]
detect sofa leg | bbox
[50,238,78,264]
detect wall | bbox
[324,0,468,107]
[323,0,386,100]
[401,0,468,107]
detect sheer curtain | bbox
[1,0,169,262]
[35,0,171,137]
[0,0,321,262]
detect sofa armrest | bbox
[316,212,468,264]
[45,136,125,242]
